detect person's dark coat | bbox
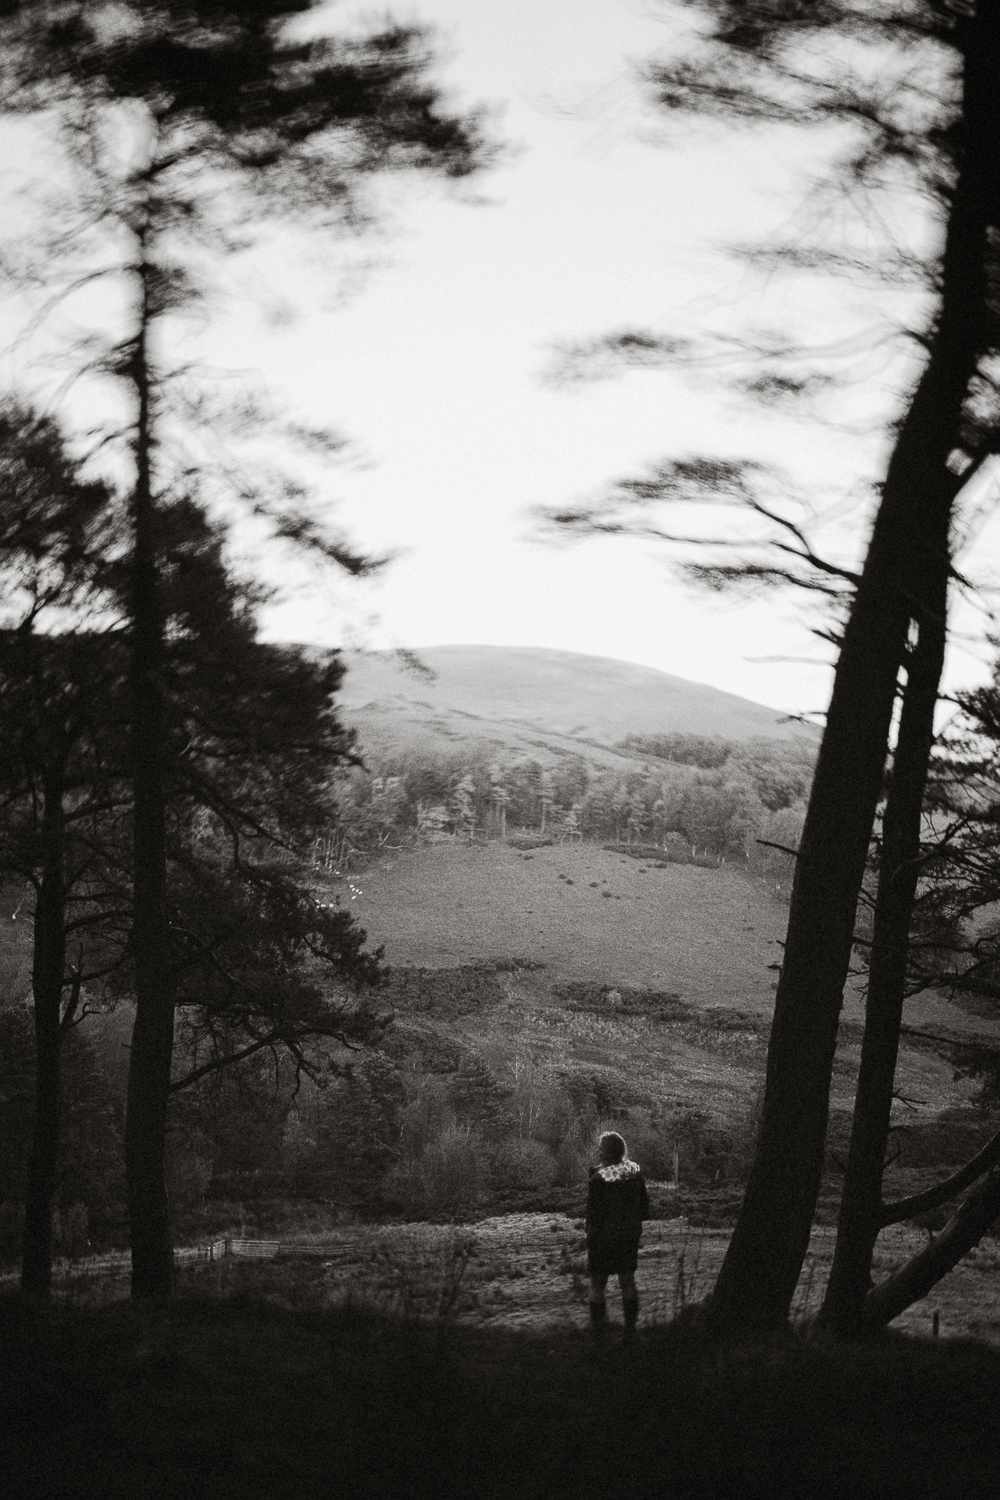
[585,1159,650,1276]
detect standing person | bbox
[586,1130,650,1337]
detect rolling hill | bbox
[336,645,818,768]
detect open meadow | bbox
[321,838,998,1160]
[343,837,1000,1039]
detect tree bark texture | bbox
[20,769,66,1301]
[707,5,1000,1333]
[124,245,175,1300]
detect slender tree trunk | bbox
[819,575,948,1337]
[707,10,1000,1333]
[20,769,66,1301]
[124,239,175,1300]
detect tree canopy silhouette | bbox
[0,0,496,1299]
[542,0,1000,1334]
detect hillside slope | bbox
[342,839,999,1043]
[336,645,817,767]
[324,841,992,1187]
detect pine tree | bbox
[544,0,1000,1334]
[0,1,494,1299]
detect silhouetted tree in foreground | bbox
[545,0,1000,1334]
[0,404,126,1301]
[0,2,494,1299]
[0,403,386,1298]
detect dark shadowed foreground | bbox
[4,1270,1000,1500]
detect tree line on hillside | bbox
[332,734,815,872]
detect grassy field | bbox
[326,840,994,1154]
[346,839,793,1006]
[343,838,1000,1037]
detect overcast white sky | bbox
[7,0,1000,718]
[225,0,857,718]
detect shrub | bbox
[167,1151,214,1212]
[314,1050,407,1197]
[383,1121,488,1216]
[553,981,689,1021]
[378,964,506,1019]
[398,1074,452,1160]
[490,1137,556,1191]
[621,1107,677,1181]
[166,1126,214,1212]
[618,732,732,769]
[668,1108,750,1185]
[60,1201,90,1259]
[661,832,692,862]
[420,1123,486,1212]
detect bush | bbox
[661,832,693,862]
[378,964,506,1019]
[620,1108,677,1182]
[383,1122,488,1216]
[60,1201,90,1259]
[489,1137,556,1191]
[553,981,689,1021]
[166,1128,214,1212]
[668,1108,751,1186]
[618,732,732,769]
[422,1123,488,1212]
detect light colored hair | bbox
[598,1131,626,1164]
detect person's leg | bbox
[589,1273,609,1331]
[619,1271,638,1334]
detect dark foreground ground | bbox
[4,1267,1000,1500]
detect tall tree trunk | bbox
[707,9,1000,1333]
[819,572,948,1337]
[124,240,175,1300]
[20,769,66,1301]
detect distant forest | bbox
[332,732,815,878]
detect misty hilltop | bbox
[335,645,817,768]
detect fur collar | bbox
[595,1158,640,1184]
